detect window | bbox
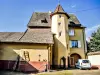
[69,29,74,36]
[59,31,62,37]
[58,22,61,26]
[23,51,30,61]
[41,18,48,23]
[82,60,89,63]
[70,40,81,48]
[59,15,61,18]
[71,40,78,48]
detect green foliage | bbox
[88,27,100,52]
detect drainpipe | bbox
[83,28,87,59]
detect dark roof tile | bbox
[51,4,70,18]
[54,4,65,13]
[20,29,53,44]
[28,12,51,27]
[0,29,54,44]
[0,32,24,42]
[27,12,83,27]
[69,14,80,24]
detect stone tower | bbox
[51,4,70,68]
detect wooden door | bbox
[70,57,74,67]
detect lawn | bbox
[37,70,72,75]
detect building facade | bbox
[0,4,87,72]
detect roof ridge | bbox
[18,29,28,41]
[34,12,49,14]
[0,32,23,33]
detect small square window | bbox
[58,22,61,25]
[69,29,74,36]
[59,31,62,36]
[59,15,61,18]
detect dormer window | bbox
[41,18,48,23]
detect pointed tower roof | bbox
[51,4,70,18]
[54,4,65,13]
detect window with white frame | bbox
[70,40,81,48]
[69,29,74,36]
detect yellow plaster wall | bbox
[52,14,69,66]
[0,44,49,62]
[69,28,85,58]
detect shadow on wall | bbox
[52,36,68,69]
[0,45,48,72]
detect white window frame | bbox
[69,29,75,36]
[70,40,81,48]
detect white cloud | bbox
[86,24,100,41]
[86,25,100,32]
[71,5,76,8]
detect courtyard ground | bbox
[37,70,100,75]
[0,70,100,75]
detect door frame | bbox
[70,57,74,66]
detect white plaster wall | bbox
[88,55,100,65]
[51,15,58,34]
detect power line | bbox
[69,6,100,13]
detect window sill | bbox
[69,35,75,36]
[70,47,82,49]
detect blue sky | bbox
[0,0,100,40]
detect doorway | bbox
[60,56,66,69]
[70,53,81,67]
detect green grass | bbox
[37,70,72,75]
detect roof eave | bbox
[28,26,51,28]
[0,41,54,45]
[51,12,70,19]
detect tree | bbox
[88,27,100,52]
